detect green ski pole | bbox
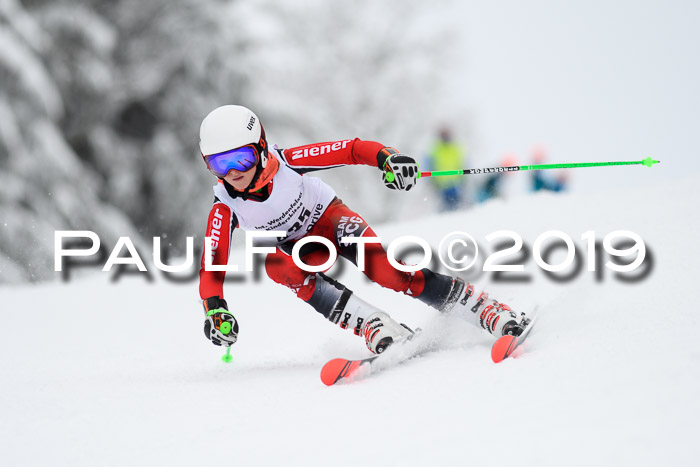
[418,156,660,178]
[222,346,233,363]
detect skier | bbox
[198,105,529,354]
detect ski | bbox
[320,356,378,386]
[491,315,538,363]
[320,331,437,386]
[321,313,539,384]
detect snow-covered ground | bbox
[1,172,699,466]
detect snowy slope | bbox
[1,173,699,467]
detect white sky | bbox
[446,0,700,193]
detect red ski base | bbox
[491,315,538,363]
[320,357,376,386]
[491,335,520,363]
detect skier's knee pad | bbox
[306,273,385,335]
[306,273,350,321]
[416,269,465,311]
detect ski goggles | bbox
[204,145,260,177]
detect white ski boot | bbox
[479,301,528,337]
[362,311,414,354]
[450,281,530,337]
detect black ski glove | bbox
[203,296,239,347]
[382,153,419,191]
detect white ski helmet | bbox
[199,105,269,169]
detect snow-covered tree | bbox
[0,0,136,282]
[0,0,463,283]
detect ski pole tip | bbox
[221,347,233,363]
[642,156,660,167]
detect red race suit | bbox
[199,139,427,303]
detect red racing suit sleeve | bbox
[199,201,237,300]
[280,138,397,173]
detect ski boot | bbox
[362,311,415,354]
[445,279,531,338]
[304,273,417,352]
[484,302,529,337]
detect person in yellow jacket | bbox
[427,127,466,211]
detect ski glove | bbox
[382,154,419,191]
[203,296,239,347]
